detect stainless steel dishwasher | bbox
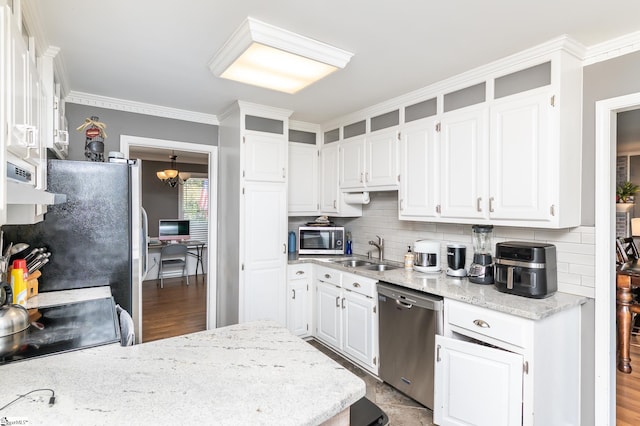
[377,281,443,410]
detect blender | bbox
[468,225,494,284]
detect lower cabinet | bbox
[434,298,581,426]
[286,264,312,338]
[314,265,379,375]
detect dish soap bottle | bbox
[404,246,414,270]
[345,232,353,255]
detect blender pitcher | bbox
[468,225,494,284]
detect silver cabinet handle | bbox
[365,172,369,182]
[436,344,441,362]
[489,197,495,212]
[282,167,286,178]
[296,270,304,275]
[324,273,331,279]
[283,244,286,253]
[352,282,361,288]
[292,289,296,300]
[335,296,340,307]
[341,297,346,309]
[360,172,364,183]
[399,199,403,211]
[333,200,337,209]
[550,204,555,216]
[477,197,483,212]
[473,319,490,328]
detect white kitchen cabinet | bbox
[217,102,291,327]
[287,264,312,337]
[339,129,399,191]
[319,143,362,217]
[399,117,439,219]
[435,298,580,426]
[314,266,378,374]
[488,91,552,221]
[244,131,287,183]
[439,106,489,220]
[0,3,9,225]
[288,142,318,215]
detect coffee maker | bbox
[446,244,467,277]
[413,240,441,272]
[468,225,494,284]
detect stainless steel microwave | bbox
[298,226,345,255]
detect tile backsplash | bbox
[290,191,595,298]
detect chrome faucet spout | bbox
[368,235,384,261]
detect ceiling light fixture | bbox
[156,153,191,188]
[208,17,354,94]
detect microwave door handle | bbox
[331,231,335,249]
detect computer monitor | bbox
[158,219,190,242]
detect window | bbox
[179,174,208,242]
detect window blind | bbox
[180,177,208,242]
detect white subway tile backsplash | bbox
[291,191,595,297]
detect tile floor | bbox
[308,340,435,426]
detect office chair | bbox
[158,244,189,288]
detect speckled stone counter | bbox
[0,321,365,425]
[289,255,588,320]
[25,286,112,309]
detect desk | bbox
[148,240,206,278]
[616,266,640,373]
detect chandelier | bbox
[156,153,191,187]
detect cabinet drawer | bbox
[446,299,529,348]
[315,265,342,286]
[342,272,376,298]
[288,263,312,280]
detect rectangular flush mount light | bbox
[208,17,354,94]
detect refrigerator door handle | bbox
[141,206,149,280]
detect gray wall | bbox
[582,50,640,225]
[65,104,218,161]
[142,160,208,237]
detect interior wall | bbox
[142,160,208,237]
[582,50,640,226]
[65,104,218,161]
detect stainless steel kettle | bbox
[0,282,29,337]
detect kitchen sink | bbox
[334,259,375,268]
[359,264,400,272]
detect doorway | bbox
[120,135,218,342]
[594,92,640,425]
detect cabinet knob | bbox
[473,319,490,328]
[296,270,304,275]
[325,273,331,279]
[352,282,361,288]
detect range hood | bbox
[7,181,67,205]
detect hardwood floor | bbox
[141,274,207,343]
[618,335,640,425]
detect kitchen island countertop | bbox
[0,321,365,425]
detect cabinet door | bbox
[399,118,439,219]
[489,92,551,221]
[8,21,31,157]
[366,129,399,188]
[342,290,376,369]
[288,143,318,214]
[439,107,488,220]
[315,280,342,349]
[287,279,310,337]
[243,132,287,182]
[319,144,339,213]
[242,182,287,325]
[434,335,523,426]
[339,137,366,190]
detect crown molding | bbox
[583,30,640,66]
[65,91,219,125]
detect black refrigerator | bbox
[2,159,147,316]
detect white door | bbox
[244,132,287,182]
[315,280,342,349]
[489,92,551,221]
[319,144,340,213]
[366,129,399,188]
[286,279,309,337]
[242,182,287,325]
[399,118,439,219]
[439,107,488,219]
[342,290,376,369]
[434,335,523,426]
[339,136,366,190]
[288,142,318,214]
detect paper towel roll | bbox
[344,192,370,205]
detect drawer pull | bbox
[352,282,361,288]
[292,289,296,300]
[473,319,490,328]
[336,296,340,307]
[325,273,331,279]
[296,270,305,275]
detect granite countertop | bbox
[289,254,588,320]
[25,286,112,309]
[0,321,365,426]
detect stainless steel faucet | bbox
[368,235,384,261]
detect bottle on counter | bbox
[345,232,353,255]
[10,259,27,306]
[288,231,296,253]
[404,246,414,270]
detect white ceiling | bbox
[27,0,640,125]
